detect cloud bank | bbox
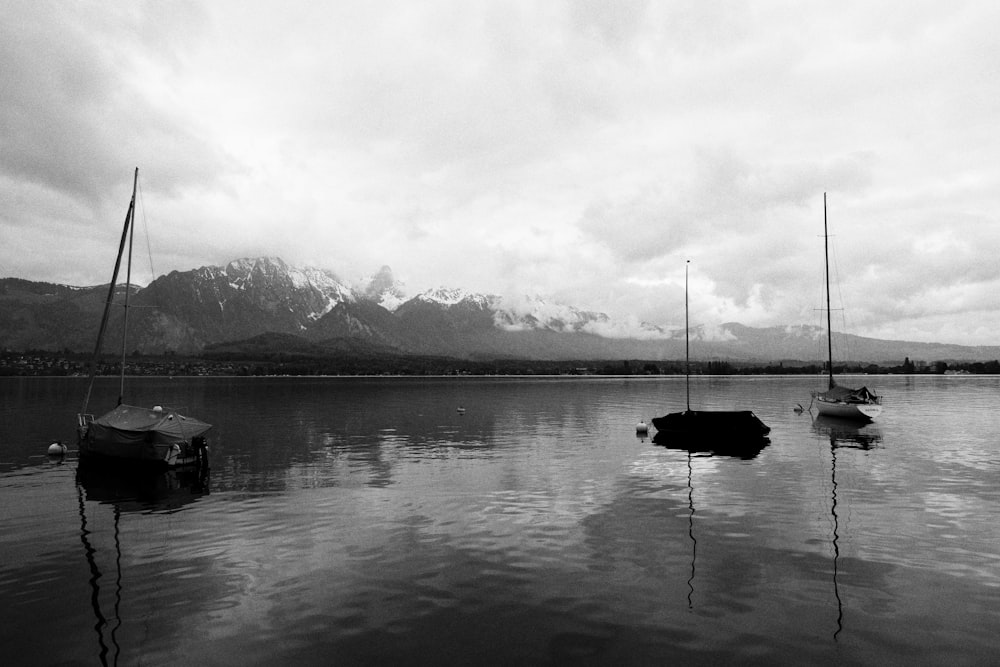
[2,0,1000,344]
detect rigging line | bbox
[80,169,137,416]
[135,176,157,283]
[819,228,855,370]
[829,237,847,361]
[120,184,135,406]
[816,219,842,373]
[827,229,860,366]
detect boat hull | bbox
[652,411,771,459]
[652,410,771,437]
[77,433,207,468]
[813,396,882,422]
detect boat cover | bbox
[652,410,771,436]
[88,404,212,446]
[819,385,879,403]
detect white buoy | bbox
[47,441,67,456]
[635,420,649,435]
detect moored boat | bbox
[76,168,211,467]
[813,385,882,421]
[811,193,883,422]
[651,261,771,445]
[78,404,210,467]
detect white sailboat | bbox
[811,193,883,422]
[76,168,211,467]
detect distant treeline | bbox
[3,349,1000,377]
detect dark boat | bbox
[652,421,771,459]
[75,168,211,468]
[79,403,210,467]
[651,261,770,446]
[652,410,771,440]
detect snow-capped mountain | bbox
[3,257,1000,362]
[201,257,353,322]
[130,257,355,347]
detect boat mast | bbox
[118,170,137,406]
[80,168,138,415]
[824,193,835,390]
[685,259,691,412]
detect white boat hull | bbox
[814,396,882,421]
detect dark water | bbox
[2,375,999,665]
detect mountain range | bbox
[3,256,998,364]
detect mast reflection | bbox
[812,416,882,641]
[74,463,210,666]
[685,449,696,609]
[651,432,770,609]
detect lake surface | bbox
[2,375,999,665]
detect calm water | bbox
[2,375,999,666]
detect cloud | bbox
[0,2,227,205]
[2,1,1000,346]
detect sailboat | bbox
[651,261,770,444]
[811,194,883,422]
[76,168,211,467]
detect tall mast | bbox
[685,259,691,412]
[824,193,835,390]
[118,169,138,405]
[80,168,138,415]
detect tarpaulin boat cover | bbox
[88,404,212,446]
[820,385,879,403]
[652,410,771,436]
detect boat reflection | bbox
[76,462,210,513]
[652,431,771,460]
[812,415,881,641]
[812,415,882,450]
[75,463,209,666]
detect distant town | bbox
[3,349,998,377]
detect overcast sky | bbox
[3,1,999,345]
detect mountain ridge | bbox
[2,257,998,363]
